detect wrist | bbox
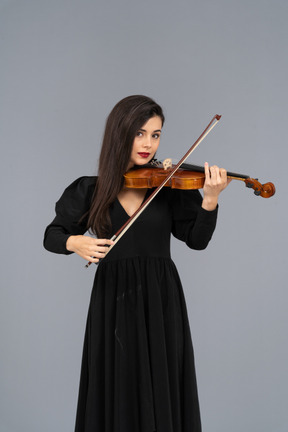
[66,235,77,252]
[202,197,218,211]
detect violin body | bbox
[124,163,276,198]
[124,167,206,190]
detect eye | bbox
[152,133,160,139]
[136,131,143,137]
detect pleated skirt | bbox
[75,256,201,432]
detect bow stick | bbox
[86,114,221,267]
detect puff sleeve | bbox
[43,176,96,254]
[171,188,218,250]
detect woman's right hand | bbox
[66,235,115,263]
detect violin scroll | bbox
[244,178,276,198]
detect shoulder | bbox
[64,176,97,190]
[62,176,97,196]
[56,176,97,208]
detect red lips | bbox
[138,153,150,158]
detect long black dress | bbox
[44,176,218,432]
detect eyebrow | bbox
[139,128,162,133]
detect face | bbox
[128,116,162,170]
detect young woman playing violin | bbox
[44,95,230,432]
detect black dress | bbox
[44,176,218,432]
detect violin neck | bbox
[180,163,250,181]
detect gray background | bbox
[1,0,287,431]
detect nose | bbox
[143,136,152,149]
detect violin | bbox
[124,161,276,198]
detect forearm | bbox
[43,226,73,255]
[185,205,218,250]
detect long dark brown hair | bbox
[87,95,165,238]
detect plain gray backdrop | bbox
[1,0,287,431]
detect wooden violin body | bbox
[124,163,276,198]
[124,167,205,190]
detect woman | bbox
[44,95,229,432]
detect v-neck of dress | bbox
[116,189,150,218]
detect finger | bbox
[209,165,219,184]
[83,254,99,262]
[91,245,110,253]
[94,238,115,246]
[89,249,109,259]
[105,239,115,246]
[219,167,227,180]
[204,162,211,181]
[219,168,231,187]
[87,256,99,263]
[86,239,115,262]
[98,238,115,244]
[90,250,109,259]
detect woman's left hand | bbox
[202,162,231,211]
